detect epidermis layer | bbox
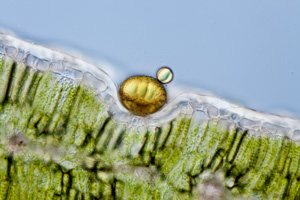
[1,33,300,200]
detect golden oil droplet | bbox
[119,76,166,116]
[157,67,173,84]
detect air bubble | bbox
[156,66,173,84]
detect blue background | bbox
[1,1,300,118]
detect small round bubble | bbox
[156,67,173,84]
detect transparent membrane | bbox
[1,32,300,142]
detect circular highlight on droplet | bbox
[156,66,173,84]
[119,76,167,116]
